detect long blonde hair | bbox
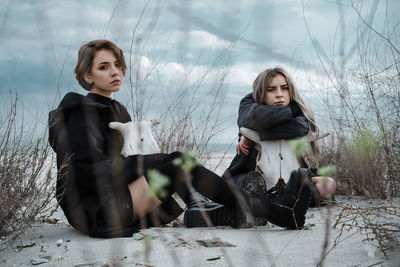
[252,66,320,155]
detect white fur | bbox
[240,127,328,189]
[109,119,161,157]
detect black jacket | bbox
[48,92,170,237]
[224,93,309,185]
[238,93,309,140]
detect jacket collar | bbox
[87,93,112,105]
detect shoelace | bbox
[266,186,279,195]
[266,178,287,195]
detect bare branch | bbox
[351,0,400,55]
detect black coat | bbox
[223,93,309,187]
[48,92,171,237]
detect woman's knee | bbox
[168,151,184,160]
[312,176,336,198]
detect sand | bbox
[1,195,399,267]
[1,155,399,266]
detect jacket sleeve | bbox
[223,141,258,180]
[62,109,169,192]
[238,93,293,130]
[258,116,310,141]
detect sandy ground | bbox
[1,198,399,267]
[1,155,400,266]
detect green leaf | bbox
[173,150,199,172]
[289,137,308,157]
[145,234,154,246]
[318,165,336,177]
[349,129,379,161]
[147,169,170,198]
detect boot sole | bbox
[184,205,245,228]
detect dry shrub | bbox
[333,202,400,259]
[305,128,400,198]
[154,87,228,158]
[0,93,56,248]
[302,1,400,199]
[125,13,233,161]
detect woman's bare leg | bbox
[128,176,162,221]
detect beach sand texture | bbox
[1,155,399,266]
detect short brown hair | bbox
[74,39,127,91]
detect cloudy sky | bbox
[0,0,398,149]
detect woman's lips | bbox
[275,101,285,105]
[111,79,121,85]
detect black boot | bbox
[242,171,269,226]
[242,171,268,197]
[264,168,313,229]
[183,192,245,228]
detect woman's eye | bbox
[115,63,122,68]
[99,65,108,70]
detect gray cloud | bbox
[1,0,398,143]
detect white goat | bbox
[109,119,161,157]
[240,127,329,190]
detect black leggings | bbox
[140,152,264,226]
[155,158,247,208]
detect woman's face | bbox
[85,49,123,98]
[264,74,290,106]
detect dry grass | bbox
[333,202,400,259]
[304,129,400,199]
[302,0,400,200]
[0,93,56,248]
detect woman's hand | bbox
[237,136,250,155]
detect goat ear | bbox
[109,122,123,131]
[240,127,260,143]
[150,118,161,126]
[318,132,329,140]
[307,132,329,141]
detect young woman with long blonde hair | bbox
[224,67,336,210]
